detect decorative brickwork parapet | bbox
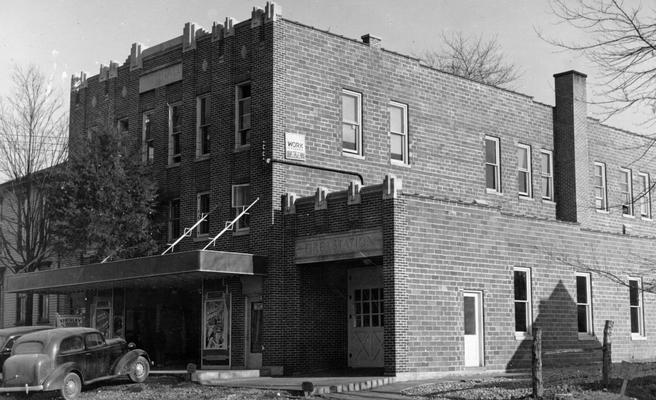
[71,71,87,91]
[108,61,118,79]
[211,22,224,42]
[361,34,382,48]
[347,180,362,205]
[223,17,236,38]
[283,193,297,215]
[382,175,402,200]
[265,2,282,23]
[183,22,199,52]
[130,43,142,71]
[251,7,265,28]
[98,64,109,82]
[314,187,328,210]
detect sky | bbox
[0,0,651,135]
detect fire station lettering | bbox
[295,229,383,264]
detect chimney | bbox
[553,70,589,223]
[361,34,382,48]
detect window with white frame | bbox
[576,273,593,336]
[197,95,210,156]
[517,144,532,197]
[629,277,645,337]
[513,267,532,335]
[117,118,129,135]
[388,101,408,164]
[232,184,250,232]
[196,192,210,237]
[168,199,180,242]
[639,172,652,219]
[620,168,633,216]
[341,89,362,155]
[168,103,182,165]
[540,150,553,201]
[142,112,154,164]
[236,83,251,148]
[485,136,501,193]
[16,293,27,325]
[593,162,607,211]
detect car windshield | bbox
[13,341,45,355]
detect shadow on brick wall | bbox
[506,280,602,370]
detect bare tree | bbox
[418,32,521,88]
[0,66,67,273]
[545,0,656,124]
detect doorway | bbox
[347,266,384,368]
[463,291,484,367]
[245,296,263,369]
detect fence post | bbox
[532,327,543,399]
[603,320,614,388]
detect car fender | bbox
[114,350,150,375]
[41,362,83,391]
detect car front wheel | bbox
[129,356,150,383]
[61,372,82,400]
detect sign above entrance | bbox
[285,132,306,161]
[295,229,383,264]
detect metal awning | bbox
[6,250,266,294]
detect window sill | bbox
[631,334,647,341]
[195,155,211,162]
[642,217,653,221]
[167,163,181,169]
[623,214,635,219]
[233,144,251,153]
[514,332,532,341]
[578,333,596,341]
[193,235,209,242]
[342,152,364,160]
[518,195,534,201]
[542,199,556,205]
[390,159,410,168]
[233,229,250,237]
[595,209,609,214]
[486,188,503,196]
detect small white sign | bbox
[285,132,306,161]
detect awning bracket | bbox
[203,197,259,250]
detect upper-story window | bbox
[639,172,652,219]
[142,112,154,165]
[197,95,211,157]
[485,136,501,193]
[197,192,210,237]
[620,168,633,216]
[593,162,607,211]
[341,89,362,156]
[168,199,181,243]
[232,184,250,233]
[388,101,408,164]
[236,83,251,148]
[168,103,182,165]
[117,118,129,135]
[517,144,532,197]
[540,150,553,201]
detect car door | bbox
[58,336,86,378]
[84,333,110,379]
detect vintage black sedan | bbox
[0,327,150,400]
[0,325,52,367]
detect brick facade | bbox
[53,1,656,377]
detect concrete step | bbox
[308,377,396,396]
[193,369,260,383]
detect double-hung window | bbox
[38,294,49,323]
[236,83,251,148]
[197,95,211,156]
[197,192,210,237]
[629,277,645,338]
[620,168,633,216]
[576,273,593,337]
[232,184,250,233]
[485,136,501,193]
[540,150,553,201]
[16,293,27,325]
[388,101,408,164]
[594,162,607,211]
[513,267,532,337]
[341,90,362,156]
[168,199,181,242]
[168,103,182,165]
[517,144,532,197]
[142,112,154,165]
[639,172,652,219]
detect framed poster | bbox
[204,296,228,350]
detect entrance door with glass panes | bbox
[348,267,384,368]
[245,296,263,369]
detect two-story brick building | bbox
[7,2,656,379]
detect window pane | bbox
[514,302,527,332]
[389,106,403,133]
[391,134,403,160]
[342,94,357,123]
[630,280,640,306]
[542,177,551,198]
[518,172,528,194]
[239,84,251,99]
[541,152,550,173]
[172,106,181,130]
[372,315,379,326]
[514,271,527,301]
[576,276,587,304]
[631,307,640,333]
[485,140,497,163]
[464,296,476,335]
[342,124,358,150]
[486,165,497,189]
[517,147,528,169]
[577,305,588,333]
[200,98,208,125]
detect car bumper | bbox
[0,384,44,393]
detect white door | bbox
[348,267,384,368]
[463,291,484,367]
[245,296,263,369]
